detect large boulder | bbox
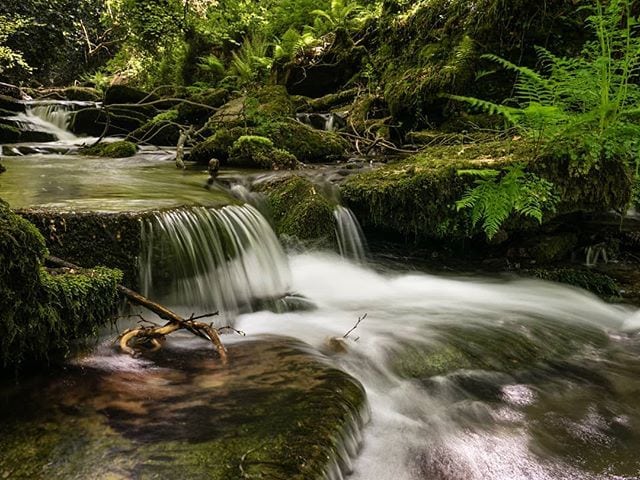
[228,135,298,170]
[0,338,366,479]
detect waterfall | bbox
[334,206,367,262]
[296,112,344,131]
[11,100,95,142]
[139,204,291,317]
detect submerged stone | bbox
[0,338,367,479]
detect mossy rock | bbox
[104,85,157,106]
[228,135,298,170]
[61,87,101,102]
[258,175,337,245]
[255,119,348,163]
[127,110,181,146]
[176,88,229,126]
[341,139,633,243]
[71,107,150,137]
[189,126,247,164]
[82,141,138,158]
[0,94,25,113]
[0,200,122,368]
[19,209,143,287]
[0,123,20,143]
[374,0,590,129]
[0,338,366,479]
[306,88,360,112]
[526,268,620,298]
[391,319,609,381]
[347,94,391,138]
[523,233,579,263]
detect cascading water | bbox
[296,112,344,131]
[236,252,640,480]
[9,100,96,142]
[334,205,367,262]
[139,204,291,318]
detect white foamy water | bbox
[235,252,640,480]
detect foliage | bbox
[456,165,558,239]
[446,0,640,174]
[310,0,368,36]
[0,14,32,75]
[229,34,272,85]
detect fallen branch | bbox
[46,255,228,363]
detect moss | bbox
[82,141,138,158]
[255,119,348,163]
[524,233,579,263]
[391,319,608,381]
[259,176,337,245]
[189,127,247,164]
[373,0,590,129]
[19,209,142,287]
[342,139,633,242]
[0,123,20,143]
[0,200,122,368]
[307,88,360,112]
[527,268,620,298]
[127,110,181,146]
[228,135,298,170]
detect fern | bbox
[457,165,558,239]
[446,0,640,174]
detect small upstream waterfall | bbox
[296,112,344,131]
[11,100,95,142]
[139,204,291,317]
[334,205,367,262]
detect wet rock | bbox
[0,94,25,113]
[176,88,229,126]
[257,175,337,246]
[0,123,21,143]
[104,85,158,106]
[82,141,138,158]
[0,338,366,479]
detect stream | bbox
[1,103,640,479]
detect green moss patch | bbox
[342,139,633,242]
[0,200,122,368]
[258,175,337,245]
[228,135,298,170]
[82,140,138,158]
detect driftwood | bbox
[46,256,228,363]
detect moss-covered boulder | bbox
[82,140,137,158]
[391,319,609,381]
[127,110,181,146]
[258,175,337,245]
[62,87,101,102]
[341,140,633,243]
[0,94,25,113]
[19,209,143,287]
[0,123,20,143]
[228,135,299,170]
[104,85,157,106]
[372,0,590,129]
[255,119,348,163]
[272,29,366,98]
[0,200,122,368]
[0,338,366,479]
[189,126,247,164]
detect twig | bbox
[343,313,367,339]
